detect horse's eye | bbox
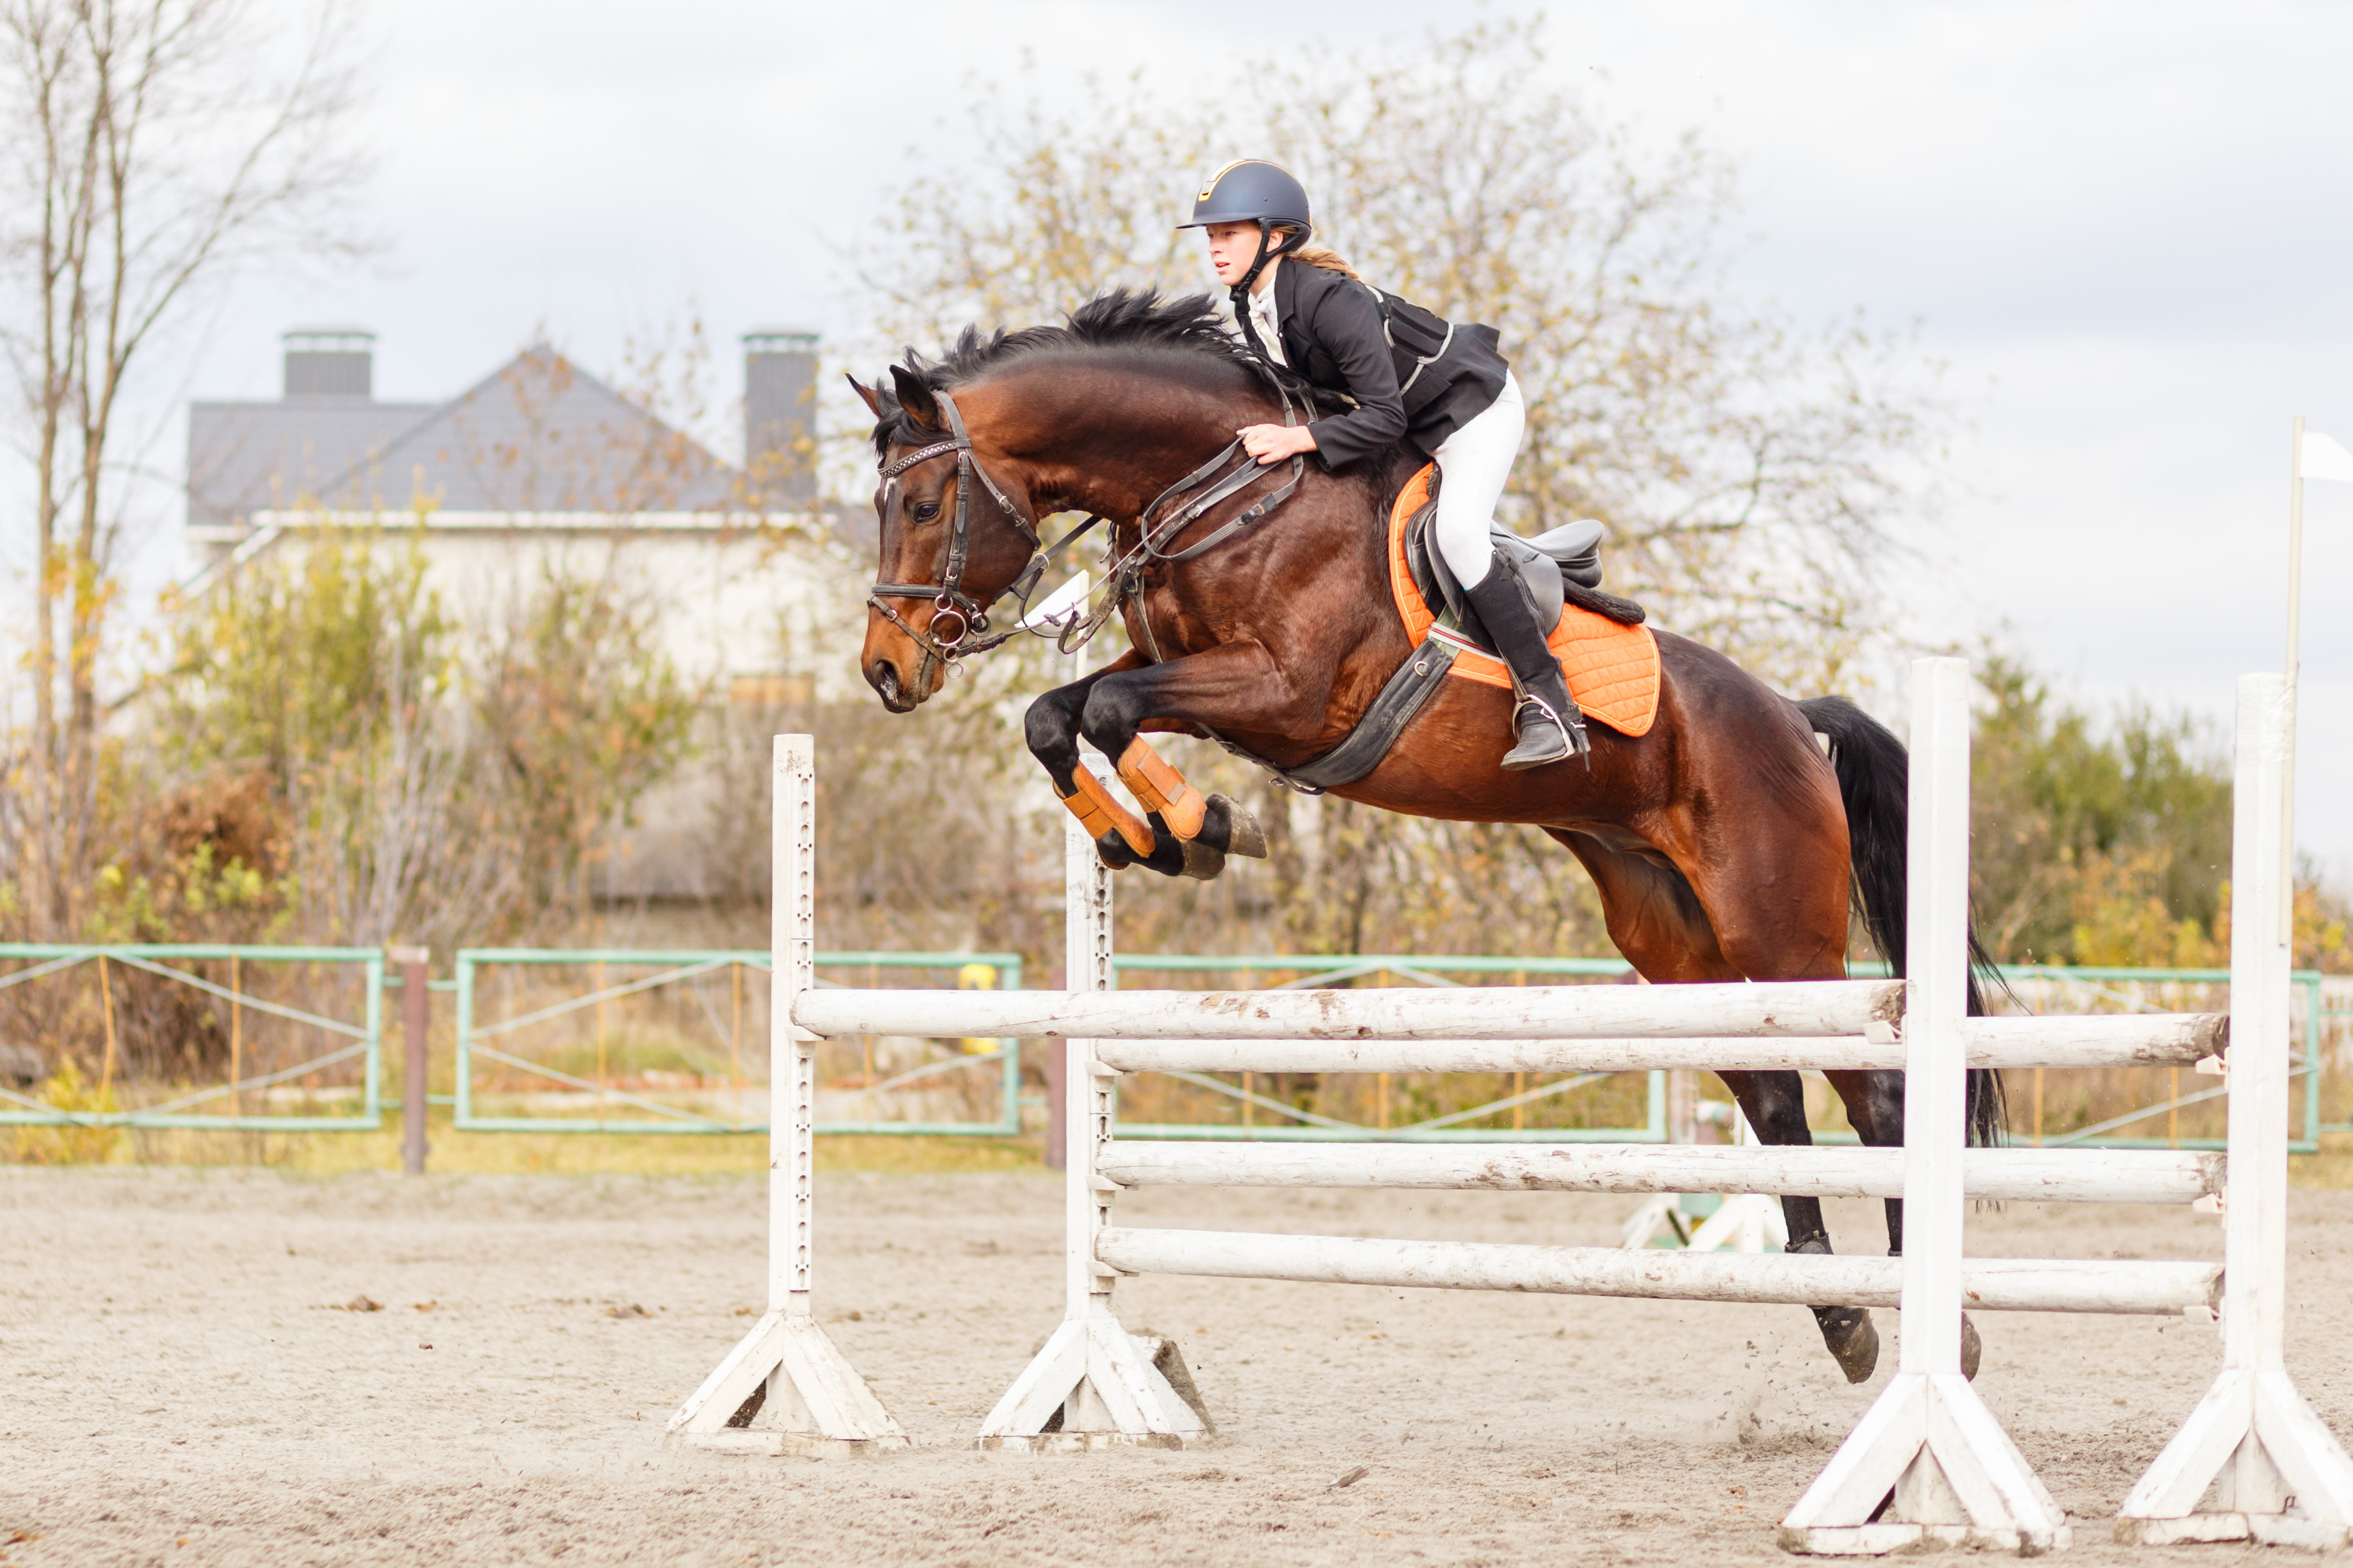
[912,501,941,523]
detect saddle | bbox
[1400,478,1645,652]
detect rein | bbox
[1050,381,1308,661]
[867,377,1306,677]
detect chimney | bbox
[743,328,818,509]
[283,326,374,399]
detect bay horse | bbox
[850,290,2001,1385]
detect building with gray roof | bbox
[183,326,847,900]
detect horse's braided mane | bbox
[870,288,1306,456]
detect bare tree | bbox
[1,0,373,937]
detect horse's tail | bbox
[1798,695,2007,1148]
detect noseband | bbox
[867,389,1043,673]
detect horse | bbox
[849,289,2002,1385]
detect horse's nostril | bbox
[871,661,901,704]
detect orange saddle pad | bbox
[1387,463,1660,737]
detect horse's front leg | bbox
[1024,650,1162,864]
[1075,642,1314,878]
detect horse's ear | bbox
[890,364,943,431]
[846,374,884,418]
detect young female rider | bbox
[1178,158,1585,769]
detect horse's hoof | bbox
[1812,1304,1880,1385]
[1200,794,1267,859]
[1177,837,1228,880]
[1092,830,1137,870]
[1961,1312,1981,1381]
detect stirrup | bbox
[1503,694,1589,771]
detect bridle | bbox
[867,387,1045,678]
[866,373,1306,680]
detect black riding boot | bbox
[1464,568,1589,770]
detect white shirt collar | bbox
[1243,260,1286,365]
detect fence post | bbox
[1666,1069,1697,1146]
[391,945,430,1176]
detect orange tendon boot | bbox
[1055,765,1157,858]
[1115,738,1209,840]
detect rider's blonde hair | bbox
[1275,226,1359,281]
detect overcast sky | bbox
[150,0,2353,877]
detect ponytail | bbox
[1272,225,1361,281]
[1286,245,1361,280]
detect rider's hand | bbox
[1238,423,1318,465]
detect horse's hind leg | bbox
[1552,830,1881,1385]
[1826,1069,1983,1380]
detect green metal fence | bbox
[452,948,1024,1135]
[0,945,385,1131]
[2326,976,2353,1139]
[3,941,2327,1153]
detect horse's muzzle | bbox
[867,657,918,714]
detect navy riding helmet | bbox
[1178,160,1313,295]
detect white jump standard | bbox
[1776,660,2060,1550]
[2114,676,2353,1547]
[975,812,1211,1450]
[662,738,909,1456]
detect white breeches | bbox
[1430,370,1525,587]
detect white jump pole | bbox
[975,781,1206,1448]
[799,977,1904,1041]
[662,736,908,1455]
[1093,1227,2219,1315]
[1781,657,2070,1553]
[2117,674,2353,1548]
[1094,1014,2221,1074]
[1092,1140,2223,1206]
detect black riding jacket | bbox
[1264,260,1510,471]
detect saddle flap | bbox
[1487,527,1567,634]
[1404,505,1568,656]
